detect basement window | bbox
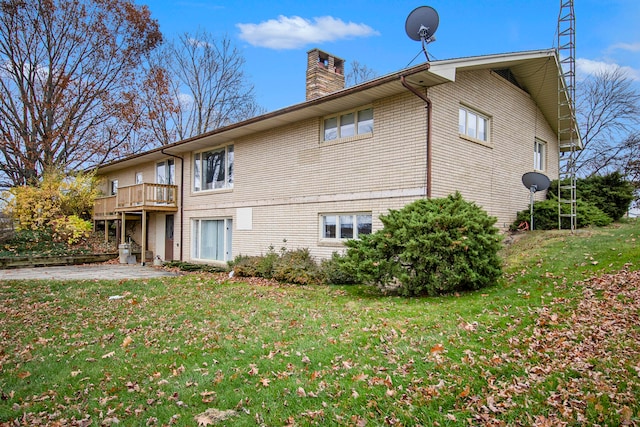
[321,213,372,240]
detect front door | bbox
[165,215,174,261]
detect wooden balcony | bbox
[93,183,178,220]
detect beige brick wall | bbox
[429,69,558,228]
[98,67,560,263]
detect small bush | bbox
[272,248,320,285]
[164,261,228,273]
[0,229,69,256]
[320,252,359,285]
[339,192,502,296]
[231,246,321,285]
[231,255,263,277]
[51,215,93,245]
[232,248,280,278]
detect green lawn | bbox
[1,221,639,426]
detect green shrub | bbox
[232,248,280,279]
[231,255,263,277]
[546,172,634,222]
[340,192,502,296]
[319,252,359,285]
[272,248,320,285]
[511,197,612,230]
[231,247,321,285]
[0,229,69,256]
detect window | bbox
[110,179,118,195]
[157,159,175,185]
[323,107,373,141]
[194,145,234,191]
[534,139,546,171]
[192,218,233,262]
[321,213,372,240]
[459,106,489,142]
[135,172,143,184]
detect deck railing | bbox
[93,195,117,218]
[93,183,178,218]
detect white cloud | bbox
[177,92,194,109]
[236,15,379,50]
[576,58,640,81]
[187,38,212,49]
[608,42,640,53]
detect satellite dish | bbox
[521,172,551,230]
[405,6,439,61]
[522,172,551,192]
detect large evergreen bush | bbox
[511,197,612,230]
[513,172,633,230]
[553,172,634,221]
[338,193,502,296]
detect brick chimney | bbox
[306,48,345,100]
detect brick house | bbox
[93,48,578,265]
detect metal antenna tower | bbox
[557,0,577,231]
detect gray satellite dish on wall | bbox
[405,6,439,61]
[522,172,551,230]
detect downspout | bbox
[161,148,184,261]
[401,73,432,199]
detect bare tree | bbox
[346,60,378,87]
[575,67,640,176]
[143,30,263,145]
[0,0,162,188]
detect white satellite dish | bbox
[522,172,551,230]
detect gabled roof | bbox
[97,49,579,173]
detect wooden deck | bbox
[93,183,178,220]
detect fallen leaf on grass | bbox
[121,336,133,348]
[430,343,445,354]
[17,371,30,379]
[194,408,237,426]
[258,377,270,387]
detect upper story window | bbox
[321,213,372,240]
[534,138,546,171]
[135,172,143,184]
[110,179,118,195]
[157,159,175,185]
[193,145,234,192]
[459,105,490,142]
[323,107,373,141]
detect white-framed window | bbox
[321,213,372,240]
[135,172,143,184]
[192,218,233,262]
[534,138,546,171]
[110,179,118,195]
[323,107,373,141]
[157,159,175,185]
[459,105,490,142]
[193,145,234,192]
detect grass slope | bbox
[1,221,639,426]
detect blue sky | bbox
[147,0,640,112]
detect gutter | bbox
[161,148,184,261]
[401,70,432,199]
